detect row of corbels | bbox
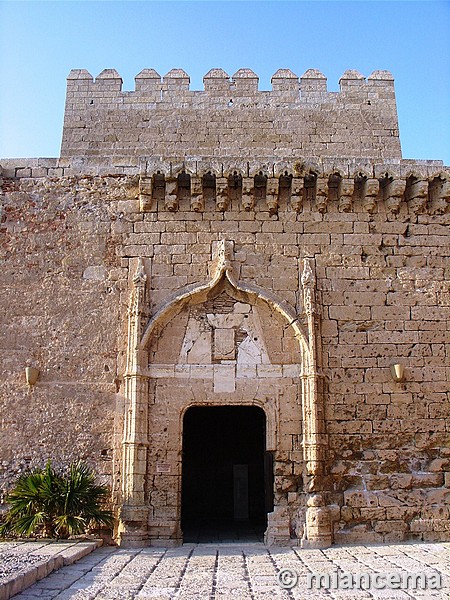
[139,173,450,215]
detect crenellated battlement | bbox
[61,67,401,161]
[65,67,395,96]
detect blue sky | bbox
[0,1,449,164]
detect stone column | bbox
[119,259,150,546]
[300,258,332,548]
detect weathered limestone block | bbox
[265,506,292,546]
[304,498,332,548]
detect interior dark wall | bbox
[181,406,267,528]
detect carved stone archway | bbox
[118,240,331,548]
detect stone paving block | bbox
[8,542,450,599]
[0,541,102,600]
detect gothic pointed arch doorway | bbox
[118,241,331,549]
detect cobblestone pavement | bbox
[13,542,450,600]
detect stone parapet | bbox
[2,157,446,178]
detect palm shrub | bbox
[0,461,114,539]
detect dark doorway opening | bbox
[181,405,272,543]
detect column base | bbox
[300,536,332,549]
[118,532,150,548]
[303,503,333,548]
[118,504,149,547]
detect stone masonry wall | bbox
[0,173,134,497]
[1,156,449,543]
[60,68,401,161]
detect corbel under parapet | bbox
[291,177,304,212]
[242,177,254,211]
[384,179,406,214]
[315,178,328,213]
[362,178,379,213]
[338,178,354,213]
[216,176,229,211]
[190,176,204,212]
[139,176,153,212]
[266,177,279,215]
[431,176,450,214]
[406,179,429,215]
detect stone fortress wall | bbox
[0,67,449,547]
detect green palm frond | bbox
[54,514,87,537]
[0,460,113,539]
[13,512,47,537]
